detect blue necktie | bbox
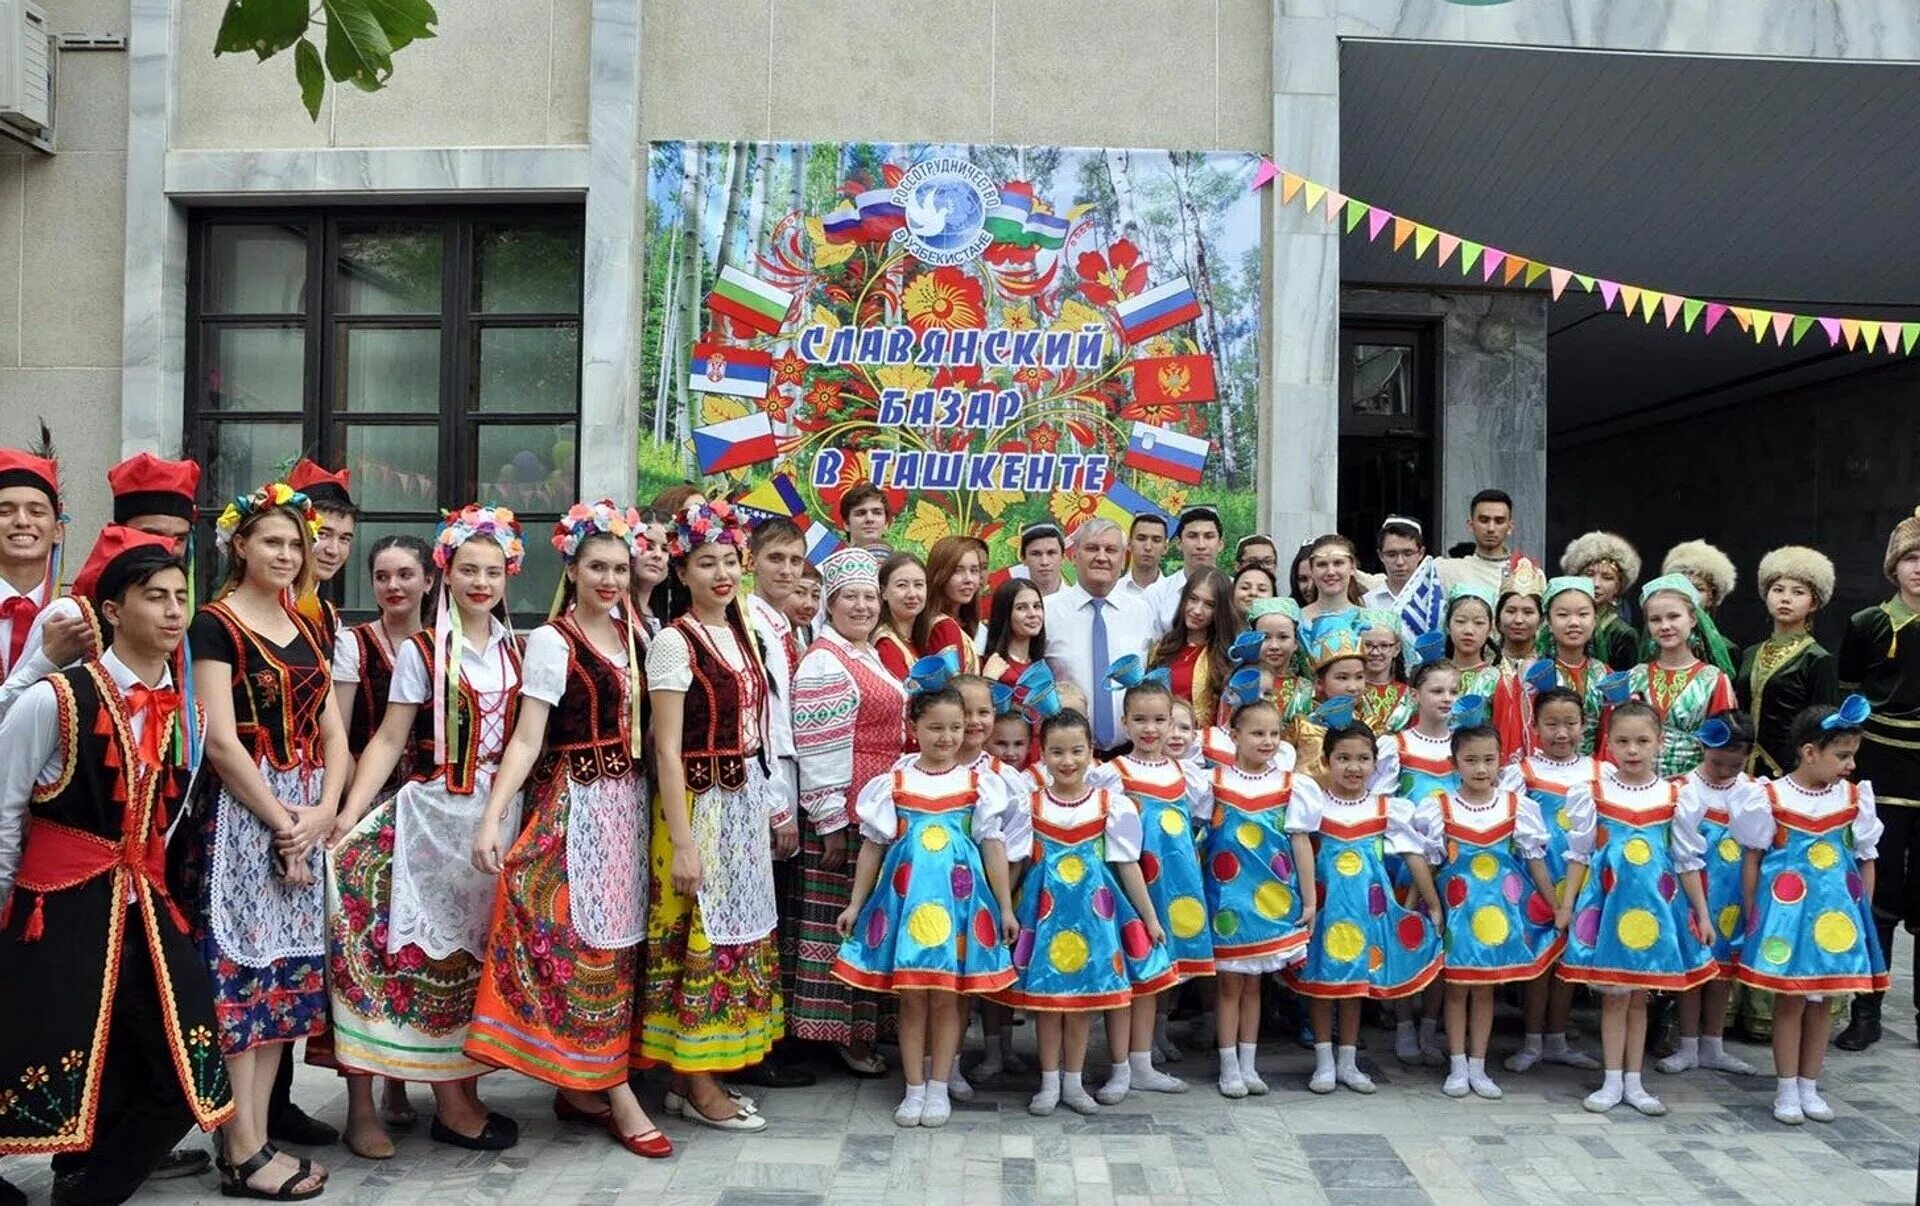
[1089,596,1112,748]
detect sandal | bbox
[219,1145,325,1201]
[664,1086,756,1117]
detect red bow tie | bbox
[125,684,182,768]
[0,595,38,671]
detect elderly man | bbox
[1045,517,1159,758]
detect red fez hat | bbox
[288,459,354,510]
[108,453,201,525]
[0,449,59,507]
[72,525,180,604]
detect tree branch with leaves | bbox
[215,0,440,120]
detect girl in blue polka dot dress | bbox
[833,685,1019,1128]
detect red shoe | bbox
[605,1116,673,1159]
[552,1091,611,1126]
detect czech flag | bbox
[1123,422,1209,485]
[734,473,807,525]
[689,342,772,399]
[1093,479,1174,533]
[1114,277,1202,342]
[693,410,778,474]
[1130,353,1217,405]
[707,266,793,336]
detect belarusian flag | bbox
[707,266,793,335]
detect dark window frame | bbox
[1336,318,1441,549]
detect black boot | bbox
[1835,992,1882,1052]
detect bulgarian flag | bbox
[707,266,794,336]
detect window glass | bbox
[475,224,582,314]
[476,423,577,515]
[205,225,307,315]
[204,420,303,502]
[340,326,440,414]
[475,325,580,412]
[342,424,440,512]
[337,224,443,315]
[202,327,305,412]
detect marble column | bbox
[120,0,186,457]
[578,0,643,502]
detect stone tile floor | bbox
[5,969,1914,1204]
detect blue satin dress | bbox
[1287,796,1442,999]
[1432,793,1564,983]
[1200,768,1309,972]
[1734,783,1889,996]
[1559,780,1716,992]
[1684,771,1749,974]
[1107,758,1214,980]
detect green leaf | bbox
[294,37,325,121]
[322,0,395,89]
[361,0,438,52]
[214,0,310,61]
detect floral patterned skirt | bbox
[633,789,785,1073]
[464,772,641,1091]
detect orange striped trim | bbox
[1319,796,1389,842]
[1557,959,1717,993]
[1210,769,1292,812]
[1212,928,1309,962]
[1396,732,1453,776]
[830,960,1017,996]
[1733,965,1890,995]
[1287,948,1443,1001]
[1593,780,1677,826]
[1442,792,1519,844]
[1763,781,1858,836]
[893,767,981,814]
[462,1026,630,1092]
[1441,932,1566,985]
[1170,956,1217,979]
[992,986,1137,1012]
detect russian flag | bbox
[821,203,863,243]
[1114,277,1202,342]
[693,410,779,475]
[707,266,793,336]
[1093,479,1174,533]
[734,473,807,525]
[689,341,772,399]
[1123,421,1209,485]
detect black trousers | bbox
[1871,803,1920,933]
[51,926,196,1206]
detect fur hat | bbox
[1662,539,1737,603]
[1887,505,1920,582]
[1560,530,1641,590]
[1757,545,1836,609]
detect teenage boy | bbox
[1118,512,1169,604]
[838,483,893,559]
[1020,522,1067,596]
[287,460,357,649]
[1361,515,1443,641]
[0,449,61,684]
[1436,489,1522,596]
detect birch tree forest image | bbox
[639,141,1264,561]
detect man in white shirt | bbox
[1116,512,1169,606]
[0,448,62,685]
[1045,518,1159,757]
[1020,522,1068,596]
[1147,505,1225,629]
[1361,515,1444,640]
[1436,489,1524,597]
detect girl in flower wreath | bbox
[466,500,669,1158]
[325,506,527,1157]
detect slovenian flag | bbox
[689,341,772,399]
[1123,422,1209,485]
[734,473,807,525]
[707,266,793,336]
[1093,479,1175,534]
[985,193,1070,250]
[1114,277,1202,342]
[693,410,779,474]
[1131,353,1217,405]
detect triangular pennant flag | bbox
[1392,216,1415,250]
[1548,267,1572,299]
[1661,294,1683,327]
[1818,317,1842,345]
[1731,307,1753,333]
[1618,285,1641,315]
[1344,197,1368,233]
[1840,318,1861,349]
[1367,207,1393,241]
[1902,322,1919,355]
[1414,225,1437,258]
[1597,280,1619,310]
[1881,320,1905,354]
[1480,249,1505,282]
[1789,315,1813,345]
[1303,181,1326,213]
[1281,172,1304,205]
[1770,312,1791,345]
[1436,232,1460,268]
[1250,158,1277,191]
[1638,290,1662,323]
[1861,320,1881,353]
[1524,261,1548,287]
[1681,298,1704,331]
[1747,309,1770,343]
[1459,241,1484,275]
[1503,256,1527,286]
[1324,190,1347,222]
[1704,303,1728,334]
[1573,273,1595,293]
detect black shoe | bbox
[1835,993,1883,1052]
[48,1173,84,1206]
[731,1060,817,1088]
[150,1146,213,1179]
[0,1176,26,1206]
[429,1112,520,1152]
[268,1103,340,1147]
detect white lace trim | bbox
[209,761,326,967]
[564,771,650,949]
[691,758,778,946]
[386,766,521,960]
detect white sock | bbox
[1107,1061,1130,1088]
[1776,1076,1798,1099]
[1062,1070,1083,1093]
[1543,1032,1570,1054]
[1519,1032,1543,1054]
[1236,1042,1260,1078]
[1467,1056,1486,1077]
[1313,1042,1335,1077]
[1335,1044,1360,1073]
[1699,1035,1723,1060]
[1450,1053,1469,1077]
[1126,1049,1185,1092]
[904,1081,927,1102]
[1602,1069,1623,1094]
[1676,1036,1699,1061]
[1218,1047,1239,1077]
[1028,1069,1061,1114]
[1039,1070,1060,1093]
[925,1079,949,1106]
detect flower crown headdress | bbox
[214,482,320,554]
[437,504,526,574]
[666,499,749,559]
[552,499,645,562]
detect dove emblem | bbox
[906,185,951,238]
[891,157,998,266]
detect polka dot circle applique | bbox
[1092,886,1117,920]
[1254,881,1295,921]
[1037,889,1055,921]
[1572,907,1603,947]
[1501,872,1524,904]
[864,910,888,949]
[1056,855,1087,886]
[1813,910,1857,954]
[1807,841,1839,872]
[1616,908,1660,952]
[1210,851,1241,882]
[1395,914,1428,950]
[1622,837,1652,866]
[1139,851,1161,884]
[1368,946,1385,971]
[1012,927,1035,968]
[1444,878,1469,909]
[1772,872,1806,905]
[908,902,953,947]
[1656,872,1676,902]
[1160,808,1186,836]
[950,865,975,899]
[1048,930,1090,974]
[1717,837,1741,864]
[1523,892,1556,927]
[1471,905,1511,947]
[1269,851,1294,880]
[1470,853,1500,882]
[1168,896,1207,939]
[891,863,913,899]
[1324,920,1366,963]
[972,907,998,950]
[1761,935,1791,965]
[1716,905,1741,939]
[920,826,950,853]
[1846,871,1864,901]
[1600,866,1617,895]
[1555,807,1572,832]
[1367,883,1388,917]
[1121,919,1153,959]
[1213,909,1241,938]
[1334,849,1365,878]
[1235,821,1264,850]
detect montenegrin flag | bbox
[1123,421,1209,485]
[1130,353,1217,405]
[1113,277,1202,342]
[688,341,772,399]
[984,192,1070,249]
[1093,479,1174,532]
[707,266,793,335]
[693,410,778,474]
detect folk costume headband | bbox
[433,505,525,767]
[1639,573,1736,675]
[551,499,650,755]
[214,482,320,555]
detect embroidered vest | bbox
[404,630,523,796]
[199,600,330,771]
[347,622,398,756]
[530,617,634,791]
[675,615,768,794]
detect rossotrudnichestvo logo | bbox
[894,158,1000,267]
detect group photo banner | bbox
[639,140,1265,563]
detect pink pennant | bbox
[1435,232,1461,267]
[1882,320,1905,353]
[1818,317,1842,345]
[1547,267,1572,300]
[1250,158,1277,192]
[1661,294,1683,327]
[1367,207,1393,241]
[1770,313,1791,344]
[1597,280,1619,310]
[1703,303,1727,334]
[1480,249,1505,283]
[1323,190,1347,222]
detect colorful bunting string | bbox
[1253,160,1920,357]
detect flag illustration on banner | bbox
[1130,354,1217,405]
[821,189,906,244]
[800,519,844,566]
[707,266,794,335]
[693,410,778,474]
[1094,479,1175,533]
[984,192,1070,249]
[1114,278,1202,342]
[689,342,772,399]
[734,473,807,525]
[1123,422,1208,485]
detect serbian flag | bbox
[734,473,806,525]
[1131,353,1217,405]
[689,342,772,399]
[707,266,793,336]
[1123,422,1208,485]
[1114,277,1202,342]
[1094,479,1174,533]
[693,410,778,474]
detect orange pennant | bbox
[1391,216,1414,250]
[1281,172,1304,205]
[1502,256,1527,285]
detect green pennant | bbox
[1344,198,1368,233]
[1523,261,1548,286]
[1904,322,1920,355]
[1790,315,1814,346]
[1681,298,1704,332]
[1459,240,1483,275]
[1573,273,1595,293]
[1413,225,1437,258]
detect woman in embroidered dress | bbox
[1561,531,1643,672]
[466,501,667,1158]
[1626,574,1738,778]
[980,578,1046,685]
[325,507,527,1157]
[924,536,986,676]
[874,552,929,683]
[640,499,782,1132]
[1737,546,1839,779]
[1148,568,1234,729]
[788,550,907,1077]
[191,482,344,1198]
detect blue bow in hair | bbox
[906,648,961,694]
[1598,671,1633,705]
[1229,630,1265,665]
[1014,661,1054,698]
[1524,658,1559,695]
[1821,694,1872,732]
[1410,630,1448,668]
[989,682,1017,715]
[1697,717,1733,749]
[1221,666,1265,709]
[1024,682,1062,722]
[1310,694,1356,728]
[1107,654,1171,690]
[1449,693,1489,730]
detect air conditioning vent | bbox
[0,0,53,140]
